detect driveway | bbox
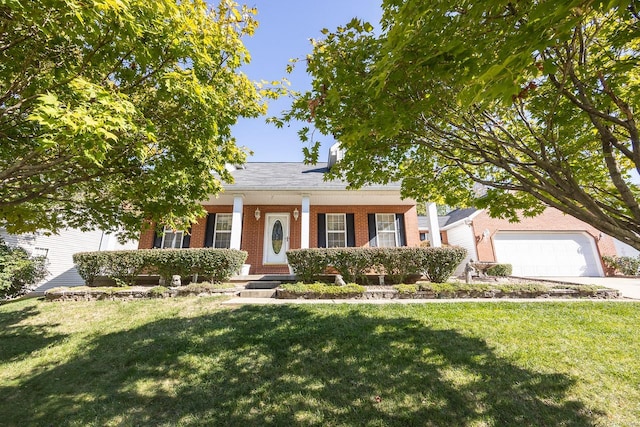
[530,276,640,300]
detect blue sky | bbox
[231,1,382,162]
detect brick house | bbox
[139,150,420,275]
[419,207,628,277]
[139,141,633,278]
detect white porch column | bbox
[301,195,310,249]
[426,202,442,248]
[230,195,244,250]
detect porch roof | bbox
[205,162,413,206]
[223,162,401,191]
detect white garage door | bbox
[493,232,602,277]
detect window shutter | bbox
[346,214,356,247]
[367,214,377,247]
[204,214,216,247]
[395,213,407,246]
[317,213,326,248]
[182,227,191,248]
[153,230,162,248]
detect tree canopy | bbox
[0,0,271,238]
[283,0,640,250]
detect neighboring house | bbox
[139,149,420,275]
[0,228,138,291]
[419,207,622,277]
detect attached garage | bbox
[493,232,603,277]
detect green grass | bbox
[1,298,639,426]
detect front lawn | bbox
[1,297,639,426]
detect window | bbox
[161,227,184,248]
[318,213,355,248]
[375,213,398,247]
[213,213,232,248]
[326,214,347,248]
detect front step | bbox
[245,280,281,289]
[239,289,276,298]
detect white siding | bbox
[445,224,478,276]
[1,228,138,291]
[614,239,640,258]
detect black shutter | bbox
[346,214,356,247]
[182,227,191,248]
[204,214,216,247]
[153,230,163,248]
[367,214,377,247]
[395,213,406,246]
[317,214,326,248]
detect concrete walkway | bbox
[532,276,640,300]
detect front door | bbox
[264,213,289,264]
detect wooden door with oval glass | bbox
[263,213,289,264]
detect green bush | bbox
[419,246,467,283]
[0,238,48,297]
[601,255,640,276]
[485,263,513,277]
[326,248,375,283]
[72,252,103,286]
[286,249,329,283]
[74,248,247,286]
[192,249,248,283]
[103,250,147,286]
[371,248,424,284]
[287,246,467,284]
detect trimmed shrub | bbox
[419,246,467,283]
[74,248,247,286]
[286,249,329,283]
[72,252,103,286]
[601,255,640,276]
[103,250,147,286]
[371,248,424,284]
[193,249,249,283]
[287,246,467,284]
[326,248,375,284]
[485,263,513,277]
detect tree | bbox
[0,0,271,238]
[282,0,640,250]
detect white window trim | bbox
[213,213,233,249]
[375,213,398,247]
[326,213,347,248]
[161,226,184,249]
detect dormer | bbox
[327,142,345,169]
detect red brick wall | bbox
[309,205,419,248]
[138,227,155,249]
[137,206,233,250]
[241,205,301,274]
[471,207,617,262]
[139,203,420,274]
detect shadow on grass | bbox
[0,305,597,426]
[0,301,65,363]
